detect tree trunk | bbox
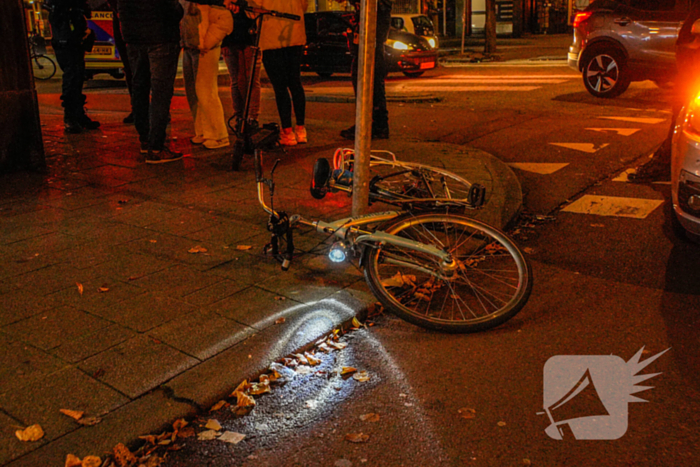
[484,0,497,55]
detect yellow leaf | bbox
[249,380,271,395]
[82,456,102,467]
[353,371,370,382]
[64,454,82,467]
[344,432,370,443]
[76,283,84,296]
[340,366,357,375]
[98,285,110,293]
[305,352,322,366]
[230,379,249,397]
[205,419,222,431]
[359,413,380,422]
[236,245,252,250]
[138,434,157,445]
[209,400,228,412]
[458,408,476,419]
[352,317,362,328]
[112,443,136,467]
[188,245,208,254]
[15,424,44,442]
[173,418,188,431]
[235,391,256,408]
[59,409,84,420]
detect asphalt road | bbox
[41,61,699,466]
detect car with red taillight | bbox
[568,0,691,98]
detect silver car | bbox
[568,0,691,98]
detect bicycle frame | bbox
[254,150,458,278]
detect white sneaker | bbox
[294,125,307,144]
[279,127,297,146]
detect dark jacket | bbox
[46,0,90,47]
[117,0,184,44]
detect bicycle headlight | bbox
[329,241,349,263]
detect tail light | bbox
[573,11,593,29]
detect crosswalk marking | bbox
[563,195,663,219]
[550,143,610,154]
[508,163,569,174]
[587,128,641,136]
[600,116,667,125]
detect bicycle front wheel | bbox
[32,55,56,80]
[363,213,532,333]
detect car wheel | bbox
[317,72,333,78]
[403,71,424,78]
[582,47,630,98]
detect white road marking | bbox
[613,169,635,182]
[508,163,570,174]
[600,116,667,125]
[563,195,663,219]
[394,85,541,92]
[587,128,641,136]
[439,74,576,79]
[549,143,610,153]
[420,78,568,84]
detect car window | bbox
[391,17,406,30]
[411,16,434,35]
[318,14,349,35]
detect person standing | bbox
[118,0,184,163]
[258,0,308,146]
[340,0,392,140]
[107,0,134,124]
[222,7,261,131]
[181,1,234,149]
[45,0,100,134]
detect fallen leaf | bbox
[98,285,110,293]
[295,365,313,375]
[177,426,195,438]
[340,366,357,375]
[236,245,252,250]
[275,317,286,324]
[497,421,507,427]
[344,432,370,443]
[149,239,157,243]
[353,371,370,382]
[317,343,331,353]
[138,434,157,445]
[523,247,535,254]
[113,443,136,467]
[141,455,165,467]
[305,352,322,366]
[15,424,44,442]
[235,391,256,408]
[205,419,222,431]
[458,408,476,419]
[82,455,102,467]
[249,380,271,395]
[188,245,208,254]
[352,317,362,328]
[218,431,246,444]
[359,413,380,422]
[157,439,171,445]
[231,379,249,396]
[294,353,309,365]
[76,416,101,426]
[59,409,84,420]
[209,400,228,412]
[76,282,84,296]
[64,454,82,467]
[197,430,220,441]
[380,272,416,288]
[327,340,347,350]
[173,418,188,431]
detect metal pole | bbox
[351,0,377,217]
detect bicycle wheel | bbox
[363,213,532,333]
[32,55,56,80]
[368,160,475,211]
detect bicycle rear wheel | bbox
[363,213,532,333]
[368,160,475,211]
[32,55,56,80]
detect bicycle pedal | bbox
[468,183,486,208]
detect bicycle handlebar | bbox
[243,6,300,21]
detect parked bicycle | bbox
[29,34,56,81]
[255,148,533,333]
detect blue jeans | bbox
[126,42,180,150]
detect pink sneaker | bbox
[279,127,297,146]
[294,125,307,144]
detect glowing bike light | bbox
[329,241,349,262]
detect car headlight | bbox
[391,41,409,51]
[678,169,700,214]
[427,38,436,48]
[681,90,700,136]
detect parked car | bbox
[84,3,125,80]
[671,15,700,242]
[302,11,438,78]
[390,14,439,48]
[568,0,692,98]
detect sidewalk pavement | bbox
[0,76,521,466]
